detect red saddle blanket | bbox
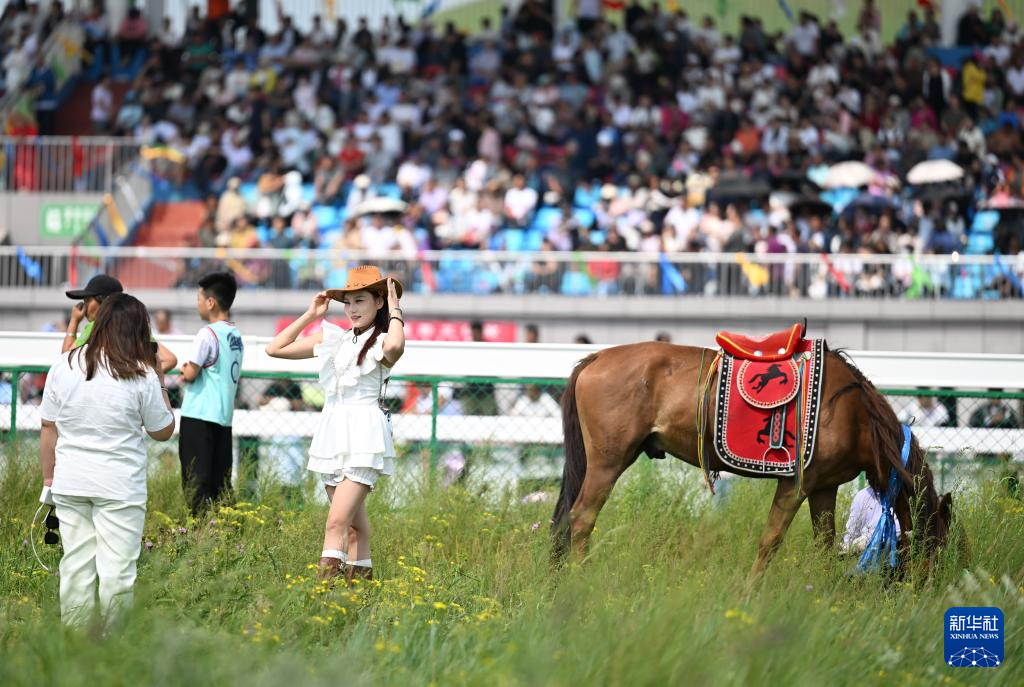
[712,338,825,476]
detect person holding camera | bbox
[40,294,176,627]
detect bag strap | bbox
[378,363,391,415]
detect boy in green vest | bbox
[179,272,243,515]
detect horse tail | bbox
[551,352,600,562]
[828,351,915,491]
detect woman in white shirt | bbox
[40,294,175,626]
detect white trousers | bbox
[52,494,145,626]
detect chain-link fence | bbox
[3,366,1024,502]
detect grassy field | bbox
[1,448,1022,686]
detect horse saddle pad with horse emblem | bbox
[712,323,825,476]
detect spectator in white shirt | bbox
[396,156,431,192]
[470,40,502,79]
[418,178,449,216]
[40,294,175,626]
[510,384,561,417]
[663,196,701,248]
[1006,55,1024,97]
[308,14,330,48]
[361,214,398,256]
[788,14,820,57]
[90,76,114,134]
[897,394,950,428]
[2,37,32,92]
[552,30,577,72]
[713,35,742,72]
[503,174,538,228]
[462,196,496,248]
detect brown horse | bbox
[551,342,954,579]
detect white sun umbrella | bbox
[354,197,408,216]
[822,161,877,189]
[906,159,965,185]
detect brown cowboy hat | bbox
[325,265,403,301]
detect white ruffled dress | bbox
[307,321,395,485]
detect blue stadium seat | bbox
[531,206,561,232]
[574,186,599,208]
[573,208,595,228]
[319,228,342,245]
[966,232,994,254]
[561,271,592,295]
[971,210,999,234]
[951,266,982,299]
[301,184,316,203]
[524,228,545,250]
[313,205,339,231]
[377,183,402,199]
[501,230,525,252]
[240,182,259,205]
[437,258,478,293]
[472,269,500,294]
[589,230,606,245]
[256,224,271,245]
[325,266,348,289]
[487,231,504,250]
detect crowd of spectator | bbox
[4,2,1024,297]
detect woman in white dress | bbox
[266,266,405,582]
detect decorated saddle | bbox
[710,323,825,476]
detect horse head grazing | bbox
[905,438,954,563]
[832,352,957,570]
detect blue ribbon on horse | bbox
[856,424,911,573]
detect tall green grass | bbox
[1,448,1021,686]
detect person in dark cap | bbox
[62,275,124,353]
[63,274,177,372]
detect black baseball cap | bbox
[65,274,124,300]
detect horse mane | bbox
[828,349,944,540]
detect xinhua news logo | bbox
[945,607,1004,667]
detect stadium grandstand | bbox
[1,0,1023,348]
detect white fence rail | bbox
[3,331,1024,387]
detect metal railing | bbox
[1,246,1022,300]
[2,367,1023,498]
[0,136,141,194]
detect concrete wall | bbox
[0,193,105,245]
[1,289,1021,353]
